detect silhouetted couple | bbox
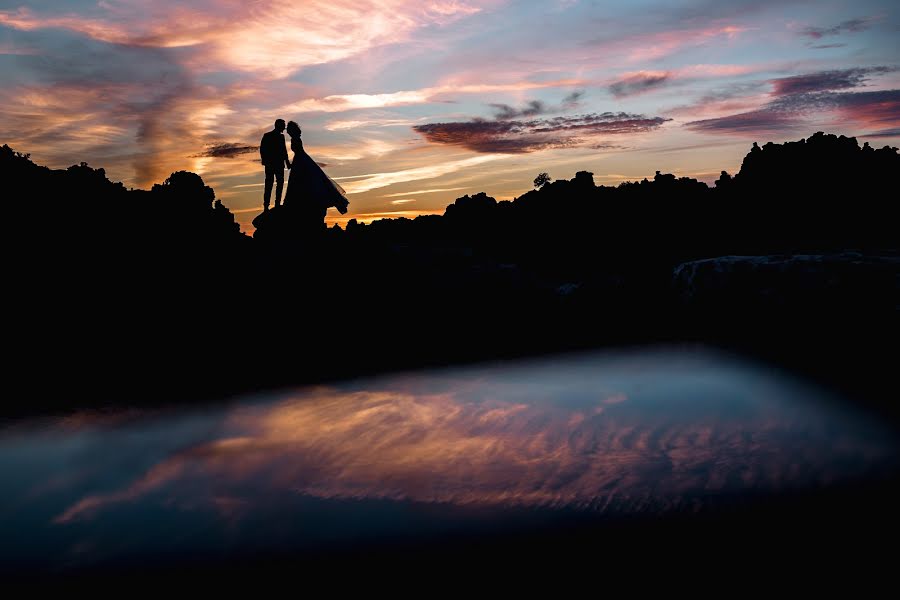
[260,119,349,225]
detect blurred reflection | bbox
[2,349,897,574]
[51,352,893,523]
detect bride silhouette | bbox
[283,121,349,227]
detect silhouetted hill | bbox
[2,145,248,290]
[2,133,898,417]
[3,144,254,416]
[2,146,245,245]
[340,132,897,264]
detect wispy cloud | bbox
[0,1,493,79]
[489,90,584,119]
[687,88,900,137]
[609,71,671,98]
[341,155,505,194]
[490,99,550,119]
[770,67,893,96]
[281,79,589,114]
[193,143,257,159]
[383,187,469,197]
[832,90,900,135]
[589,24,749,64]
[684,66,899,136]
[414,112,670,153]
[800,16,879,39]
[324,118,419,131]
[686,109,801,136]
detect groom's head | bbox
[274,119,286,133]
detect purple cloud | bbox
[686,89,900,137]
[801,17,877,39]
[833,90,900,132]
[414,112,670,153]
[685,110,801,135]
[687,66,898,137]
[490,100,548,120]
[771,67,892,96]
[489,91,584,120]
[562,90,585,107]
[609,72,671,98]
[862,128,900,139]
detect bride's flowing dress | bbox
[284,136,349,219]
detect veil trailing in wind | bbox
[326,175,349,215]
[285,138,349,215]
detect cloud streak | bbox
[383,186,469,197]
[0,1,493,79]
[801,17,879,39]
[589,24,748,64]
[489,90,584,119]
[281,79,589,114]
[686,67,900,137]
[770,67,893,96]
[341,155,505,194]
[193,143,258,159]
[414,112,670,153]
[609,72,671,98]
[687,89,900,137]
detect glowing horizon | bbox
[1,0,898,233]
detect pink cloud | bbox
[675,64,758,78]
[413,112,669,153]
[0,1,496,79]
[770,67,893,96]
[608,71,671,98]
[618,25,749,64]
[686,89,900,138]
[832,90,900,134]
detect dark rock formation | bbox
[674,252,900,314]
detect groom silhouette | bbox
[260,119,291,210]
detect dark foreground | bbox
[2,134,898,587]
[3,348,899,587]
[3,133,898,422]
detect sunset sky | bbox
[1,1,898,232]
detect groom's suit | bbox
[260,129,290,209]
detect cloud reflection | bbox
[54,376,888,524]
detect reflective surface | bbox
[2,347,897,573]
